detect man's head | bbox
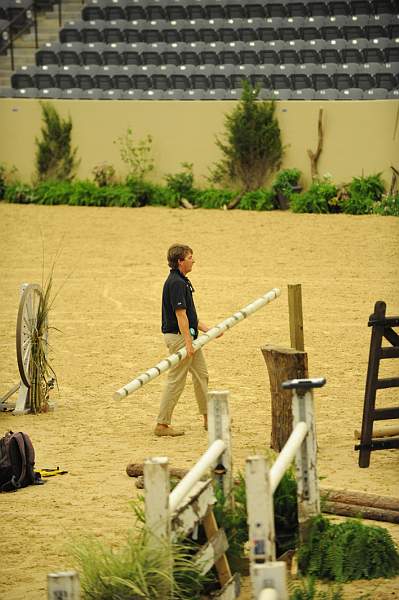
[167,244,194,275]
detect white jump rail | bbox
[114,288,281,400]
[246,378,325,600]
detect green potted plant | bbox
[272,168,302,210]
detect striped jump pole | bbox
[113,287,281,400]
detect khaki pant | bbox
[157,333,209,425]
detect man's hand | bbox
[199,320,223,339]
[176,308,195,358]
[185,339,195,357]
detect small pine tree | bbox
[35,102,79,182]
[211,81,284,192]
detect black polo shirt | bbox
[161,269,198,336]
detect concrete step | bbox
[16,34,59,46]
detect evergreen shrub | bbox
[210,81,283,191]
[35,102,79,182]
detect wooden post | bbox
[48,571,80,600]
[144,457,172,597]
[288,284,304,352]
[245,456,276,564]
[261,346,308,451]
[208,390,233,505]
[253,563,288,600]
[144,457,170,543]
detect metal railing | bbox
[0,0,64,71]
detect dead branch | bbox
[307,108,324,180]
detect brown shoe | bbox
[154,425,185,437]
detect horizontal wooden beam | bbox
[323,501,399,524]
[376,377,399,389]
[320,487,399,512]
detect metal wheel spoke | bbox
[23,345,31,368]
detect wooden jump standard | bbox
[114,288,281,400]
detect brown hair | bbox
[167,244,193,269]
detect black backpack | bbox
[0,431,42,492]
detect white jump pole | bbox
[114,288,281,400]
[269,422,308,494]
[169,439,226,512]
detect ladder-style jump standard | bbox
[114,288,281,400]
[356,300,399,468]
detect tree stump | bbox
[261,345,308,452]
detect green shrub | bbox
[150,184,180,207]
[67,180,99,206]
[116,128,154,181]
[210,81,283,191]
[342,192,374,215]
[214,467,298,572]
[196,188,236,209]
[273,168,302,197]
[95,185,139,207]
[165,162,196,201]
[373,193,399,216]
[0,163,19,199]
[4,183,35,204]
[35,102,79,182]
[238,188,275,211]
[291,178,337,214]
[125,176,160,206]
[33,180,73,205]
[298,515,399,582]
[348,173,385,202]
[289,577,344,600]
[92,162,117,187]
[341,173,385,215]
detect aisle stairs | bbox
[0,0,81,88]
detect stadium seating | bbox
[5,0,399,99]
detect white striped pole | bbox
[113,287,281,400]
[169,439,226,512]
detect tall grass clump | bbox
[28,265,58,413]
[71,527,209,600]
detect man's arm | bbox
[176,309,195,357]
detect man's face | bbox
[178,252,195,275]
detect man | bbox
[154,244,215,437]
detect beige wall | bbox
[0,98,398,188]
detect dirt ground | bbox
[0,204,398,600]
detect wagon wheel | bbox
[16,284,46,388]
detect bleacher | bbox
[1,0,399,99]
